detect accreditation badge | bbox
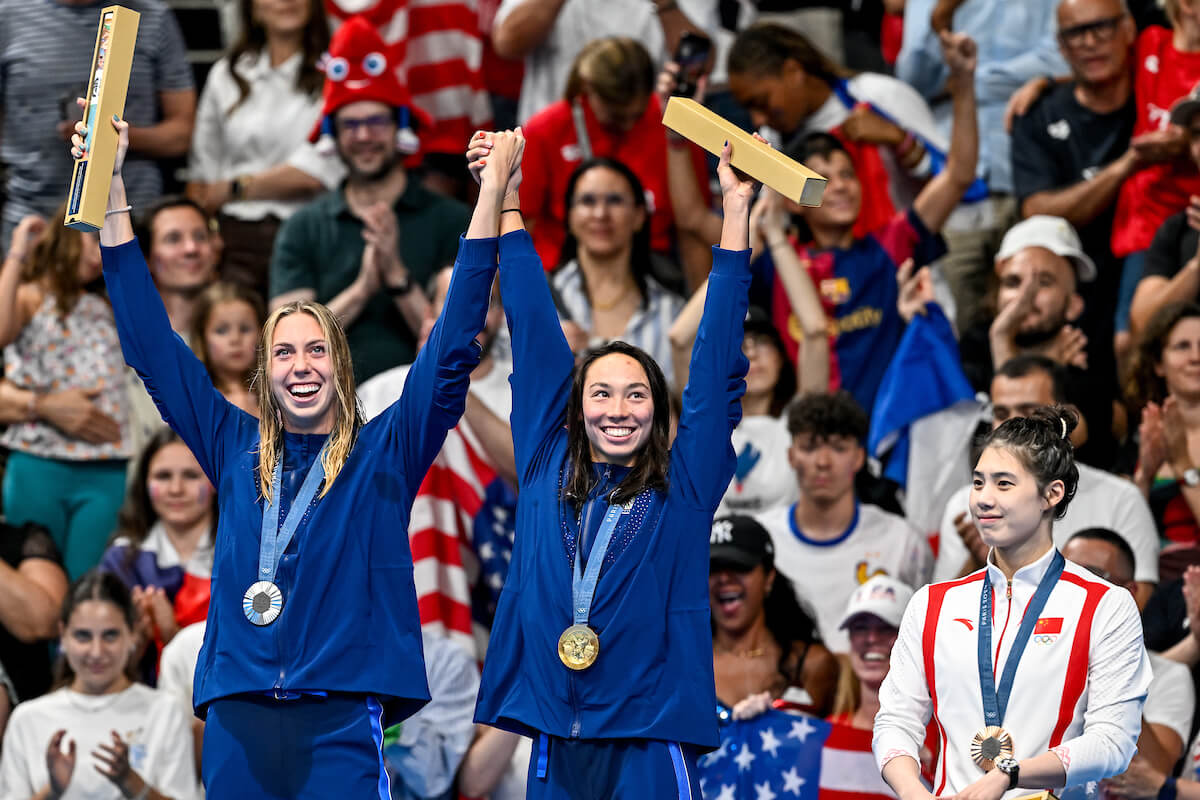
[970,725,1015,771]
[558,624,599,670]
[243,580,283,626]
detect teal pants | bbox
[2,451,128,579]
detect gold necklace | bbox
[589,284,633,312]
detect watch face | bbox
[1185,468,1200,487]
[996,756,1018,773]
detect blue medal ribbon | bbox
[977,549,1065,726]
[258,444,327,585]
[571,502,625,627]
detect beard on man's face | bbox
[1012,314,1067,348]
[337,139,399,183]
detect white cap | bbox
[838,575,914,630]
[995,215,1097,283]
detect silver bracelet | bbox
[106,205,132,217]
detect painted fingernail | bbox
[112,114,119,122]
[724,140,729,147]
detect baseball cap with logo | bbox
[709,515,775,572]
[1171,81,1200,127]
[994,215,1097,284]
[837,574,914,630]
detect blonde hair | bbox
[191,282,265,388]
[253,301,361,501]
[563,36,655,106]
[829,652,861,718]
[25,201,89,316]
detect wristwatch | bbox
[1183,467,1200,488]
[385,273,415,296]
[994,755,1019,790]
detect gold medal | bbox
[558,624,599,670]
[970,725,1014,771]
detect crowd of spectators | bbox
[3,0,1200,798]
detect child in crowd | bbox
[0,206,130,580]
[190,282,264,416]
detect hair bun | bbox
[1030,404,1078,441]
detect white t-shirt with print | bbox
[718,415,799,516]
[0,684,198,800]
[756,501,933,652]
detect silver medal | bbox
[243,580,283,626]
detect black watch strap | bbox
[995,756,1019,790]
[385,274,414,296]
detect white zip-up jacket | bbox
[874,547,1151,796]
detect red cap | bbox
[308,16,432,143]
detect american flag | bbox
[699,711,897,800]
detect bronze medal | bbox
[558,624,599,670]
[970,725,1015,771]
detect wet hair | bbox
[111,428,217,558]
[564,36,655,106]
[563,341,672,508]
[228,0,329,114]
[1125,301,1200,410]
[786,390,869,443]
[53,570,139,688]
[255,302,363,501]
[994,354,1069,404]
[191,281,267,389]
[136,196,212,261]
[22,200,96,316]
[727,22,854,83]
[557,157,653,306]
[1066,527,1136,583]
[976,405,1079,520]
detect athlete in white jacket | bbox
[874,406,1151,800]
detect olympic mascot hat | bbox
[309,15,432,154]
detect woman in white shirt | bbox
[0,571,197,800]
[186,0,335,296]
[874,406,1151,800]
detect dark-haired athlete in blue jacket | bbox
[468,133,760,798]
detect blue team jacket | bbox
[474,230,750,750]
[101,236,497,725]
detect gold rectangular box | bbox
[662,97,827,207]
[64,5,141,232]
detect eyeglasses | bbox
[336,113,394,137]
[572,192,633,211]
[1058,15,1124,47]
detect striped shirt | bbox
[550,258,684,385]
[0,0,193,241]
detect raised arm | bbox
[75,114,239,481]
[671,141,754,509]
[468,131,575,480]
[912,32,979,235]
[375,131,519,494]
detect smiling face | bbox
[709,563,771,635]
[147,441,213,532]
[1157,317,1200,401]
[252,0,311,37]
[334,99,398,182]
[61,600,134,696]
[205,299,259,381]
[149,206,216,293]
[269,311,337,434]
[971,445,1061,551]
[567,165,646,261]
[846,614,898,690]
[798,150,861,234]
[581,353,655,466]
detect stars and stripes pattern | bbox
[699,712,900,800]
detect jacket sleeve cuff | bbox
[710,246,752,278]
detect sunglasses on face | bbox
[1057,15,1124,48]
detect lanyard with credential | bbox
[970,549,1065,767]
[243,444,328,626]
[558,501,625,670]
